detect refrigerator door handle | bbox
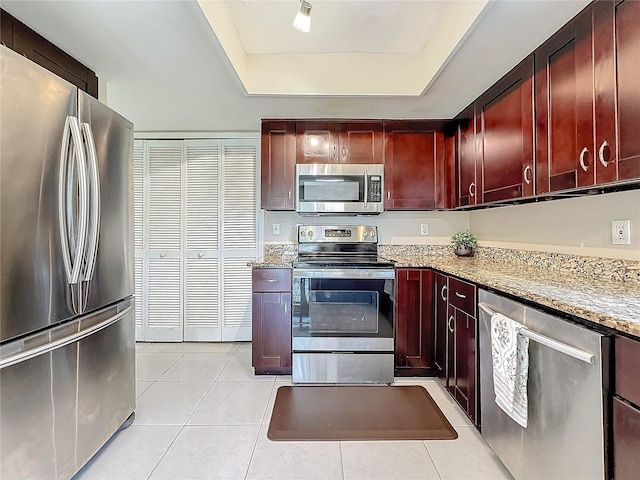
[58,115,89,285]
[0,304,132,370]
[81,122,101,281]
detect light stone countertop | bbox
[250,251,640,339]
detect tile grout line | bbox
[422,440,444,480]
[245,380,278,480]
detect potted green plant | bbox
[450,229,478,257]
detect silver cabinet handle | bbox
[579,147,589,171]
[160,253,166,258]
[198,253,204,258]
[333,144,337,158]
[440,285,447,301]
[448,316,455,333]
[455,292,466,299]
[598,140,610,167]
[387,190,390,200]
[469,182,475,197]
[523,165,532,184]
[288,190,292,200]
[58,116,89,286]
[342,146,346,158]
[284,302,288,316]
[265,278,278,283]
[80,122,100,282]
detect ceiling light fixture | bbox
[293,0,312,33]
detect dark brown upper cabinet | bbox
[261,121,296,211]
[477,56,535,203]
[535,8,596,194]
[457,106,480,207]
[1,9,98,98]
[609,0,640,182]
[295,121,383,164]
[384,122,449,210]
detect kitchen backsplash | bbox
[264,244,640,283]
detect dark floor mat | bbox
[267,385,458,441]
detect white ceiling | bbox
[1,0,591,132]
[226,1,449,55]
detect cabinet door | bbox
[261,121,295,210]
[613,396,640,480]
[338,122,383,164]
[434,273,449,385]
[295,122,339,164]
[395,269,434,374]
[449,305,477,423]
[535,10,596,194]
[457,107,479,206]
[252,292,292,370]
[613,0,640,181]
[384,124,446,209]
[8,11,98,97]
[478,56,534,202]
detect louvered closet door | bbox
[221,139,259,341]
[146,140,183,342]
[133,140,145,340]
[184,140,222,341]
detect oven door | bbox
[292,268,394,352]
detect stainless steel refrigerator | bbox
[0,46,136,480]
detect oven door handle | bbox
[293,268,395,280]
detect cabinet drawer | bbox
[615,335,640,407]
[613,395,640,479]
[252,268,291,292]
[448,277,476,316]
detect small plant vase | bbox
[454,246,474,257]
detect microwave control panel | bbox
[368,176,382,202]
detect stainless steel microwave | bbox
[296,164,384,215]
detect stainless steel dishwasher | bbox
[478,289,609,480]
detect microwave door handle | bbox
[364,169,368,208]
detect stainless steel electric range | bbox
[292,225,395,384]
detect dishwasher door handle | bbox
[478,303,595,364]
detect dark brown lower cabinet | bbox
[251,268,292,375]
[434,273,449,384]
[395,268,434,376]
[612,396,640,480]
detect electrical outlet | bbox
[612,220,631,245]
[272,223,280,235]
[420,224,429,236]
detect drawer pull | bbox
[265,278,278,283]
[440,285,447,301]
[455,292,466,299]
[448,316,455,333]
[468,182,475,198]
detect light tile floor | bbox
[74,342,513,480]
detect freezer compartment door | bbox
[0,299,135,480]
[77,91,135,312]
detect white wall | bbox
[263,190,640,261]
[263,210,469,246]
[469,189,640,261]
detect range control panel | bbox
[298,225,378,243]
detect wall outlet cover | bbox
[612,220,631,245]
[420,224,429,236]
[272,223,280,235]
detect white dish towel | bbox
[490,312,530,428]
